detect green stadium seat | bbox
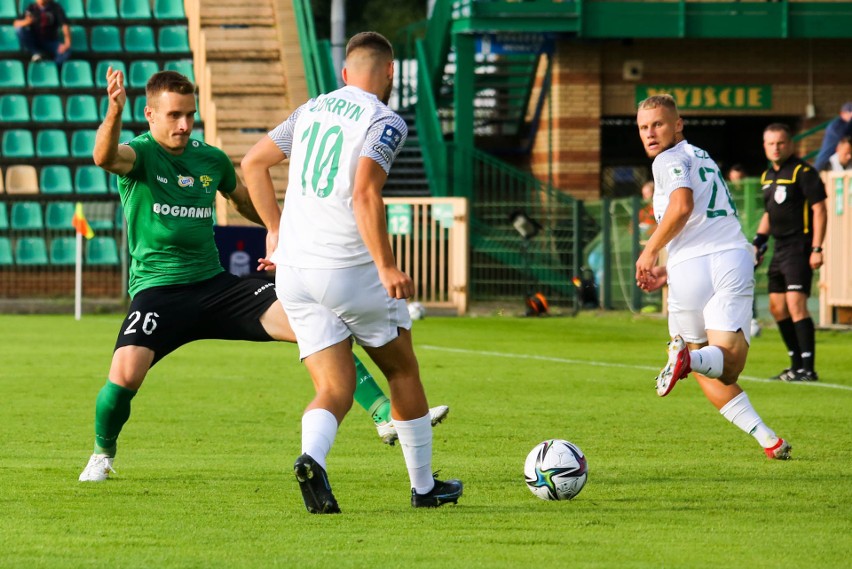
[86,0,118,19]
[119,0,151,19]
[90,25,122,53]
[75,166,109,194]
[0,25,18,52]
[99,95,132,122]
[5,164,39,194]
[0,203,8,229]
[158,25,189,53]
[0,59,25,88]
[0,237,12,266]
[11,202,44,230]
[61,60,94,88]
[66,94,98,122]
[27,60,60,88]
[164,59,194,81]
[32,94,64,122]
[69,25,88,53]
[71,129,98,157]
[87,202,114,230]
[86,236,120,265]
[57,0,85,19]
[40,165,74,194]
[190,129,204,142]
[119,129,135,143]
[154,0,185,19]
[114,202,123,225]
[0,1,17,19]
[49,237,77,265]
[125,25,157,54]
[133,96,147,121]
[15,237,49,265]
[129,60,158,88]
[2,129,35,158]
[45,201,75,230]
[36,129,69,158]
[0,94,29,122]
[95,60,126,88]
[109,173,120,194]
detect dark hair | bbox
[345,31,394,60]
[146,70,195,100]
[838,135,852,146]
[728,163,746,174]
[764,122,792,139]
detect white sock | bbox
[719,392,778,448]
[689,346,723,378]
[301,408,338,471]
[393,413,434,494]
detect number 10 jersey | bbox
[652,140,748,267]
[269,85,408,269]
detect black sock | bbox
[793,317,815,372]
[776,317,802,370]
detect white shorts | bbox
[666,246,754,345]
[276,263,412,359]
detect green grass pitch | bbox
[0,312,849,568]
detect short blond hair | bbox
[637,94,678,114]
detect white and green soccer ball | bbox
[407,301,426,321]
[524,439,588,501]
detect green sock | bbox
[93,380,137,457]
[353,355,391,425]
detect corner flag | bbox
[72,202,94,239]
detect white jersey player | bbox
[635,94,791,460]
[241,31,463,513]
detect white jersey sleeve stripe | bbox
[360,109,408,174]
[268,101,312,158]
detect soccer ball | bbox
[524,439,588,501]
[407,301,426,321]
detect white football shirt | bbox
[652,140,748,267]
[268,85,408,268]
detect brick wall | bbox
[532,38,852,198]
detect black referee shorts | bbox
[114,271,278,366]
[767,238,813,296]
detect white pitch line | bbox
[420,345,852,392]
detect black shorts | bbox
[114,272,278,366]
[767,238,812,296]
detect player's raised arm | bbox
[93,66,136,175]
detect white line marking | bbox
[420,345,852,392]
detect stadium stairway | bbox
[186,0,309,224]
[384,108,431,198]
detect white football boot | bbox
[78,453,115,482]
[376,405,450,445]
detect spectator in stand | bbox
[637,180,657,241]
[14,0,71,64]
[813,102,852,171]
[824,136,852,172]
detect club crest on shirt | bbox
[199,175,213,193]
[774,185,787,204]
[177,175,194,188]
[668,165,685,179]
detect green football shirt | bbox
[119,133,236,298]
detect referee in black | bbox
[753,123,827,382]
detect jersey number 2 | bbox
[300,122,343,198]
[698,167,738,218]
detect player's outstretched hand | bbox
[105,66,126,110]
[378,266,413,300]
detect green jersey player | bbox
[78,69,448,482]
